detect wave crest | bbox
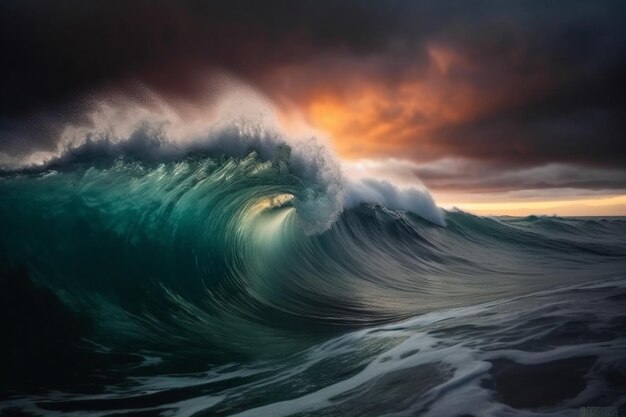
[3,89,444,232]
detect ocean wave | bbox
[1,92,625,415]
[1,141,624,358]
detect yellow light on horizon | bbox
[441,195,626,217]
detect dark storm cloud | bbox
[348,159,626,196]
[426,35,626,167]
[1,0,625,187]
[0,0,422,116]
[412,161,626,193]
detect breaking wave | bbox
[1,96,624,416]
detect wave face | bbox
[1,125,625,416]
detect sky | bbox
[1,0,625,215]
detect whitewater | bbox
[1,88,625,416]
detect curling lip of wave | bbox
[2,120,446,231]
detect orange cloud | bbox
[271,43,549,162]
